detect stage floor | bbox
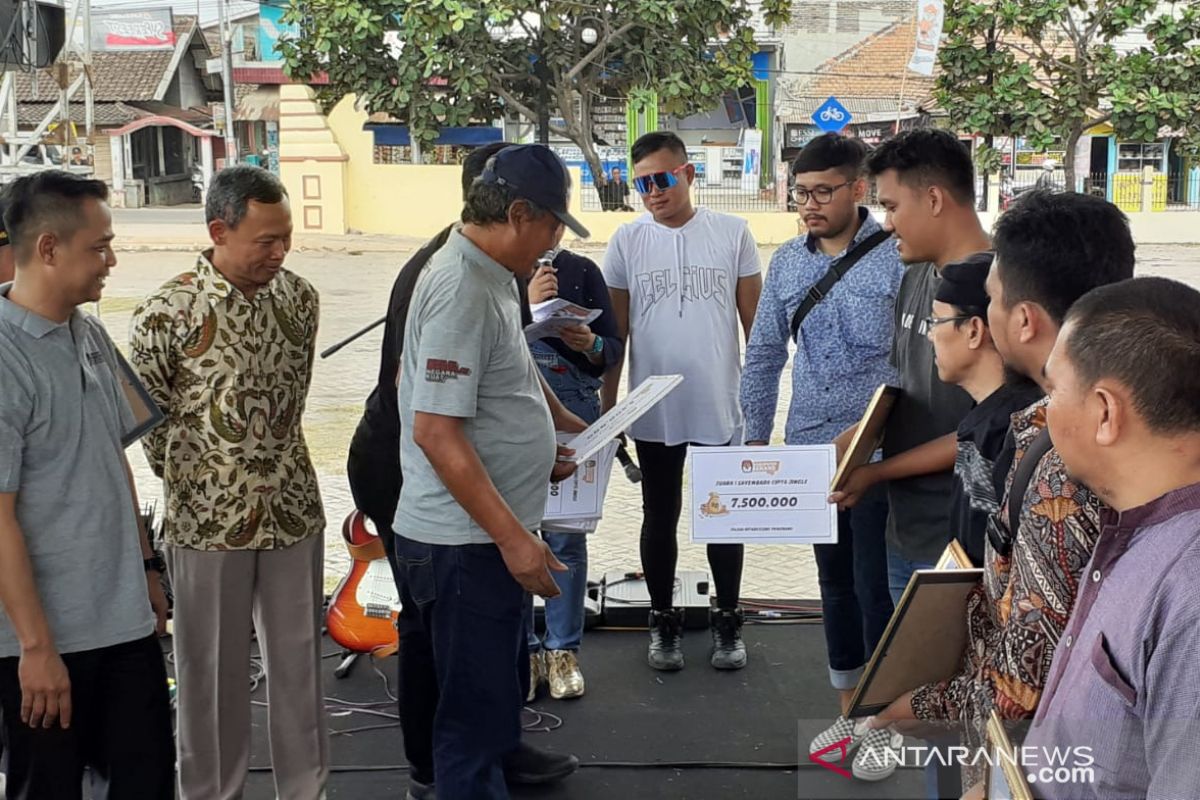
[235,619,927,800]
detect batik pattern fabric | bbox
[129,252,324,551]
[909,398,1102,787]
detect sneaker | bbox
[405,779,436,800]
[852,723,904,782]
[709,607,747,670]
[502,741,580,785]
[647,608,685,671]
[546,649,585,699]
[809,715,864,757]
[527,650,547,703]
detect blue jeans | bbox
[529,343,600,654]
[527,531,588,652]
[394,536,526,800]
[885,549,938,610]
[812,486,893,690]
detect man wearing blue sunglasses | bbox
[602,131,763,673]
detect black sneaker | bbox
[647,608,685,671]
[710,607,747,670]
[502,741,580,785]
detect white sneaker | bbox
[852,724,904,782]
[809,715,863,756]
[527,651,547,703]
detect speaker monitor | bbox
[0,0,65,71]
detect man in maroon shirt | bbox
[1023,276,1200,799]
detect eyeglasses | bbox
[790,182,853,205]
[633,165,688,195]
[923,314,973,329]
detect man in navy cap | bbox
[392,144,589,800]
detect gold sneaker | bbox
[527,651,547,703]
[546,649,585,700]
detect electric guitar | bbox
[325,510,400,657]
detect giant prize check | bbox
[690,446,838,545]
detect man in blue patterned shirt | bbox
[739,133,903,779]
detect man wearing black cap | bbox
[392,144,589,799]
[924,254,1041,564]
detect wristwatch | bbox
[590,336,604,355]
[144,554,167,574]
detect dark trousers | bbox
[349,447,442,788]
[0,633,174,800]
[812,485,893,691]
[394,536,527,800]
[634,440,745,611]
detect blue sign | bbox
[812,97,852,133]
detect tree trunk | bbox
[1064,125,1083,194]
[552,82,607,205]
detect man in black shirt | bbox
[925,255,1042,564]
[345,142,574,800]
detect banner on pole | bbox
[907,0,945,76]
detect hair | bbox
[205,165,288,228]
[791,133,867,180]
[461,181,548,227]
[3,170,109,257]
[866,128,976,205]
[992,191,1135,325]
[461,142,512,200]
[631,131,688,165]
[952,304,989,330]
[1063,277,1200,434]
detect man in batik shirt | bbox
[130,166,327,800]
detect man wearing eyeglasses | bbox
[602,131,762,673]
[740,132,904,778]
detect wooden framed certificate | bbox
[848,568,982,718]
[985,709,1034,800]
[831,384,899,492]
[113,349,166,447]
[935,539,973,570]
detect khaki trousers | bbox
[167,534,329,800]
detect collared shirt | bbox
[910,398,1103,785]
[129,253,323,551]
[739,208,903,445]
[394,229,556,544]
[0,284,154,657]
[1024,483,1200,800]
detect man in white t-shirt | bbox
[602,131,762,672]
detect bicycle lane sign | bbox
[812,97,852,133]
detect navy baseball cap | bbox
[478,144,590,239]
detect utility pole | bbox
[218,0,238,166]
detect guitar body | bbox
[326,510,400,656]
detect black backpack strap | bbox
[1007,427,1053,539]
[790,228,891,342]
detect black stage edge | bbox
[235,619,927,800]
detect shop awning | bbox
[365,125,503,147]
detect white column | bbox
[110,134,125,192]
[201,136,214,202]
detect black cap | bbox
[936,251,994,310]
[478,145,590,239]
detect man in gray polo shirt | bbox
[0,171,173,799]
[393,144,589,800]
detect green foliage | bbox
[934,0,1200,182]
[279,0,791,172]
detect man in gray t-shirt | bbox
[392,145,590,799]
[0,171,173,799]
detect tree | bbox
[278,0,791,186]
[935,0,1200,192]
